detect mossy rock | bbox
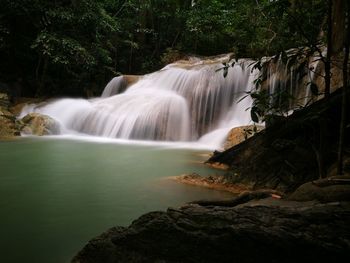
[0,93,20,138]
[288,176,350,202]
[0,93,10,109]
[0,115,20,137]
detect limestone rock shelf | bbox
[72,199,350,263]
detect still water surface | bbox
[0,137,232,263]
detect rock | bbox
[123,75,140,87]
[0,115,20,137]
[172,173,250,194]
[224,125,264,150]
[259,48,343,108]
[190,189,283,207]
[20,113,60,136]
[207,88,350,193]
[0,107,12,116]
[72,201,350,263]
[0,92,10,109]
[0,92,20,138]
[288,176,350,202]
[205,162,229,170]
[9,97,43,116]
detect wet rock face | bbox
[72,202,350,263]
[20,113,60,136]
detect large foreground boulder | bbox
[20,113,60,136]
[72,201,350,263]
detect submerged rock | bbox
[72,200,350,263]
[173,173,250,194]
[20,113,60,136]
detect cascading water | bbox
[100,76,127,98]
[20,55,258,147]
[265,49,325,111]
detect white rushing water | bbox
[20,55,259,148]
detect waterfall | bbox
[264,49,325,112]
[20,55,258,146]
[100,76,127,98]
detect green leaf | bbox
[251,107,259,123]
[250,93,259,99]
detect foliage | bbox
[0,0,118,96]
[0,0,328,97]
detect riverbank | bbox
[72,177,350,263]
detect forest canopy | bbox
[0,0,326,97]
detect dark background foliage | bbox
[0,0,326,97]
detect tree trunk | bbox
[325,0,333,99]
[332,0,346,53]
[337,1,350,175]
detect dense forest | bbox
[0,0,326,97]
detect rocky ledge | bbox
[72,178,350,263]
[172,173,251,194]
[72,201,350,263]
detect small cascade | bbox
[264,49,325,112]
[101,76,127,98]
[21,55,256,145]
[20,50,331,147]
